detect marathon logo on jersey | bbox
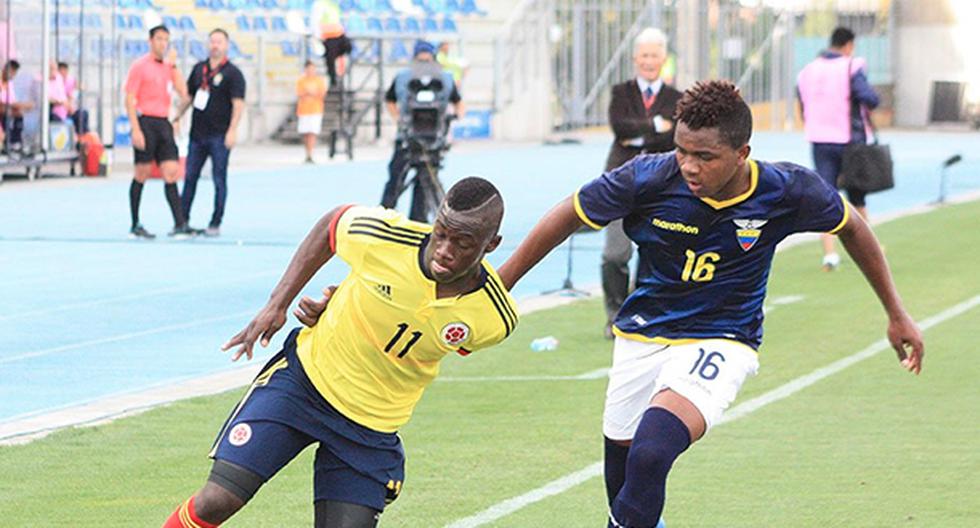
[733,219,768,251]
[441,322,470,347]
[375,283,392,300]
[228,423,252,447]
[652,217,700,235]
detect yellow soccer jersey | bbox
[295,205,519,432]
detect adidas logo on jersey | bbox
[375,283,392,300]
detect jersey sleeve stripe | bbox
[352,216,429,237]
[348,221,426,240]
[826,194,851,235]
[573,189,604,230]
[347,229,423,246]
[348,223,426,244]
[485,275,518,328]
[482,286,514,337]
[328,204,356,254]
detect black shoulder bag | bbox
[838,61,894,193]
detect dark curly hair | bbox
[674,80,753,149]
[446,176,502,212]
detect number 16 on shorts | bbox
[662,340,760,429]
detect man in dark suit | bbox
[602,27,682,339]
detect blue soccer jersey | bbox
[575,152,849,349]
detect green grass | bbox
[2,201,979,527]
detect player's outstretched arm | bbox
[222,206,346,361]
[498,197,585,291]
[837,204,924,374]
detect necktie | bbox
[643,86,656,111]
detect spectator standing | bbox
[175,28,246,238]
[312,0,350,88]
[436,41,469,84]
[296,60,328,164]
[601,28,682,338]
[797,26,880,271]
[124,25,192,239]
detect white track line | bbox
[0,310,254,365]
[443,294,980,528]
[0,270,277,322]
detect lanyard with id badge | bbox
[193,59,227,111]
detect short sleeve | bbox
[330,205,428,269]
[574,157,639,229]
[793,168,849,234]
[230,67,246,99]
[124,64,141,96]
[184,65,196,96]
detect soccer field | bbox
[1,199,978,527]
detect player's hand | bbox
[224,129,237,149]
[131,129,146,150]
[221,304,287,362]
[887,311,924,375]
[294,286,336,327]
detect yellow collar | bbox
[699,159,758,210]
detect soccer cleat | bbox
[129,224,156,240]
[205,225,221,237]
[168,224,198,239]
[822,253,841,272]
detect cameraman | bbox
[380,40,463,221]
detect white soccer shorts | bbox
[297,113,323,135]
[603,336,760,440]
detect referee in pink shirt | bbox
[124,25,192,239]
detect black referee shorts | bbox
[133,115,179,164]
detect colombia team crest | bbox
[441,322,470,346]
[733,219,768,251]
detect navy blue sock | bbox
[610,407,691,528]
[604,436,629,507]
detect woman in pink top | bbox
[47,61,69,122]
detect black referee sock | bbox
[604,436,630,507]
[129,180,144,229]
[164,183,186,227]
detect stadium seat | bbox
[388,39,410,62]
[384,17,402,33]
[345,14,368,34]
[413,0,436,16]
[162,16,178,29]
[366,17,384,33]
[236,15,251,31]
[253,17,269,31]
[179,16,196,31]
[375,0,396,13]
[281,40,302,57]
[423,17,439,32]
[128,14,144,30]
[271,16,287,32]
[441,17,458,32]
[403,17,421,33]
[190,40,208,61]
[458,0,486,16]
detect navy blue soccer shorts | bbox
[210,328,405,511]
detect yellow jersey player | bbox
[162,177,518,528]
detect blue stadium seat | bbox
[281,40,302,57]
[345,14,368,34]
[85,14,103,30]
[441,17,458,32]
[384,17,402,33]
[179,16,196,31]
[388,39,410,62]
[375,0,396,13]
[271,16,287,32]
[366,17,384,33]
[403,17,421,33]
[413,0,436,16]
[190,40,209,61]
[252,17,269,31]
[458,0,487,16]
[162,16,178,29]
[423,17,439,32]
[236,15,251,31]
[128,14,144,30]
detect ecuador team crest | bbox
[441,322,470,346]
[733,219,768,251]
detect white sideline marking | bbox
[0,310,254,365]
[443,294,980,528]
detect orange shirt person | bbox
[295,60,327,164]
[124,25,192,239]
